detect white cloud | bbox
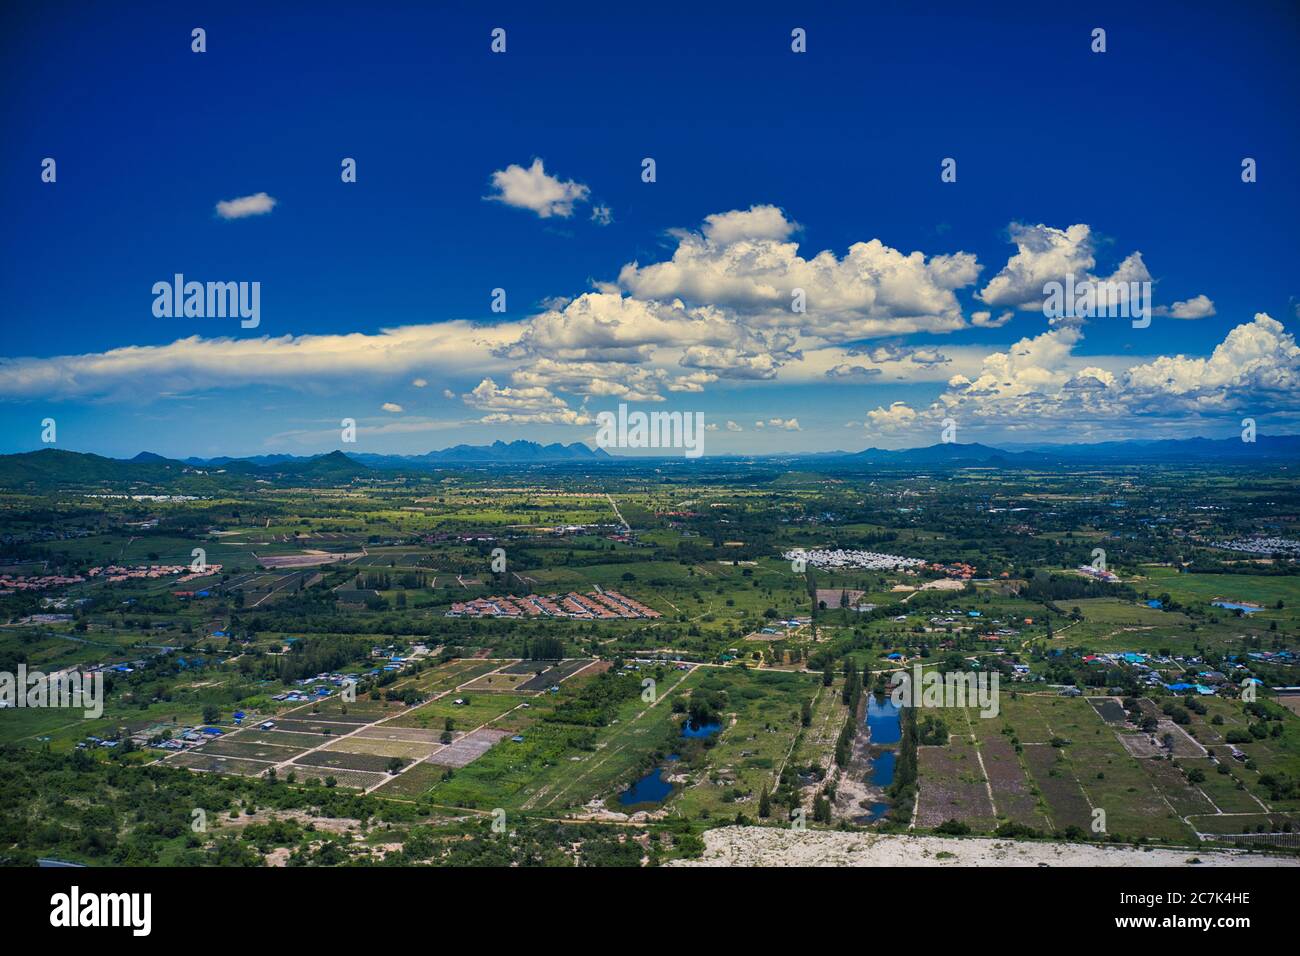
[412,378,428,388]
[865,401,919,430]
[863,313,1300,435]
[381,402,404,413]
[617,205,979,344]
[485,159,590,218]
[666,371,718,392]
[977,223,1095,308]
[1155,294,1216,319]
[215,192,277,219]
[511,357,667,401]
[757,417,801,431]
[0,320,520,401]
[590,204,613,226]
[970,310,1013,328]
[700,205,800,244]
[725,420,743,432]
[680,345,782,380]
[977,223,1150,318]
[461,377,593,425]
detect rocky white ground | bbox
[668,826,1300,867]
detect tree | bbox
[800,698,812,727]
[202,704,219,724]
[758,787,771,818]
[813,794,832,824]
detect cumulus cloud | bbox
[1155,294,1216,319]
[977,223,1150,318]
[726,420,743,432]
[499,290,796,394]
[507,292,735,364]
[970,310,1013,328]
[590,204,613,226]
[865,401,919,430]
[485,159,590,218]
[411,378,428,388]
[617,205,979,344]
[381,402,404,413]
[680,345,782,380]
[861,313,1300,436]
[215,192,277,219]
[755,417,801,431]
[461,377,592,425]
[511,357,667,402]
[700,205,800,244]
[666,371,718,392]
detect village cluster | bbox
[0,562,221,595]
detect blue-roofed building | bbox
[1146,600,1163,609]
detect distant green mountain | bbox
[351,440,611,467]
[0,448,186,485]
[0,448,368,488]
[274,450,369,480]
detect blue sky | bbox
[2,0,1298,458]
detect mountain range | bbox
[0,434,1294,487]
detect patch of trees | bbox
[1020,573,1135,603]
[545,671,640,727]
